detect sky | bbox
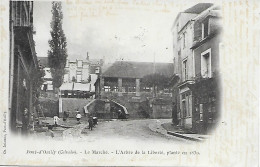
[33,0,198,63]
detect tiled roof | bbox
[102,61,174,79]
[38,57,48,67]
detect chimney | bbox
[86,52,89,60]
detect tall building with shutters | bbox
[171,3,222,134]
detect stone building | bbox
[171,3,222,133]
[95,61,173,118]
[9,1,38,133]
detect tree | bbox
[48,2,68,90]
[142,73,169,97]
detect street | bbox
[37,118,192,143]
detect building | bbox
[171,3,222,133]
[60,53,103,98]
[9,1,38,133]
[190,7,222,134]
[38,57,53,92]
[95,61,174,118]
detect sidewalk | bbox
[148,119,209,142]
[162,122,210,141]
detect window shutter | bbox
[194,21,202,42]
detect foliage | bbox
[48,2,68,89]
[142,73,170,96]
[142,73,170,90]
[72,76,76,82]
[189,71,221,98]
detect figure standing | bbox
[88,116,93,130]
[53,115,60,127]
[45,125,54,138]
[76,111,82,124]
[22,108,29,134]
[63,111,67,121]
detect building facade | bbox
[38,57,53,92]
[172,3,222,133]
[9,1,38,133]
[190,7,222,134]
[60,54,103,98]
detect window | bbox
[199,104,203,121]
[183,33,186,48]
[77,60,83,68]
[202,19,209,39]
[76,70,82,82]
[83,63,88,69]
[182,59,188,81]
[128,87,136,93]
[76,75,82,82]
[112,86,118,92]
[181,92,192,118]
[182,98,186,118]
[104,86,110,92]
[95,67,100,74]
[142,87,151,92]
[201,49,212,78]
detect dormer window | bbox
[202,19,209,39]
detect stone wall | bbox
[39,98,59,117]
[100,92,173,119]
[61,98,92,118]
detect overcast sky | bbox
[33,0,198,63]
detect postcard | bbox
[0,0,259,166]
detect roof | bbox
[102,61,174,79]
[194,8,222,22]
[60,82,90,91]
[60,83,72,90]
[74,83,90,91]
[172,3,214,27]
[184,3,213,14]
[38,57,48,67]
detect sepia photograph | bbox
[0,0,259,166]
